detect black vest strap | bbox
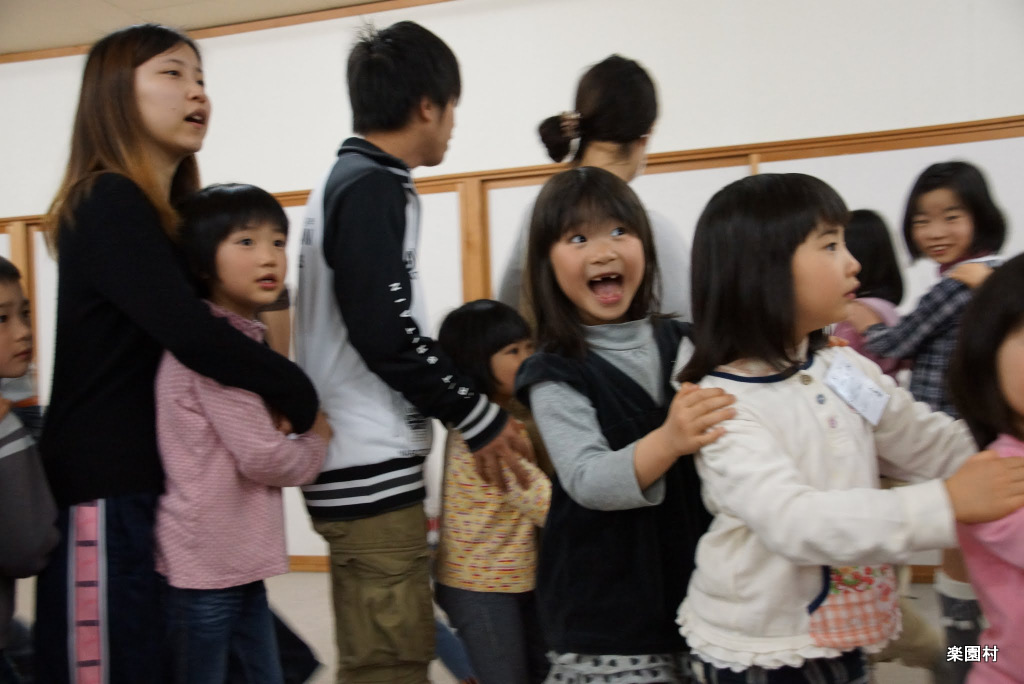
[516,318,710,655]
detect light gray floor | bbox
[15,575,943,683]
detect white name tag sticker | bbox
[824,355,889,426]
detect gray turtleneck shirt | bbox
[528,318,670,511]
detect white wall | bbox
[3,0,1024,217]
[3,0,1024,557]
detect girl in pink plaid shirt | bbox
[674,173,1024,684]
[154,184,330,684]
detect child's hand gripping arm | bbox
[862,278,972,358]
[633,383,736,490]
[197,377,327,487]
[471,418,535,492]
[945,451,1024,525]
[948,261,994,289]
[501,459,552,527]
[531,381,733,510]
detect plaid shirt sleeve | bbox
[863,277,971,360]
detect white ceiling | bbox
[0,0,380,55]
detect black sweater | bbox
[516,318,711,655]
[40,174,318,507]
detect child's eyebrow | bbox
[814,224,841,237]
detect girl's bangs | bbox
[556,190,636,237]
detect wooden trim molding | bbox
[911,565,937,584]
[0,0,456,64]
[409,113,1024,190]
[289,555,330,573]
[6,115,1022,231]
[458,177,489,301]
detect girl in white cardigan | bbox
[674,172,1024,684]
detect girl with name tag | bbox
[674,172,1024,684]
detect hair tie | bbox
[559,111,581,162]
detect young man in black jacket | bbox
[295,20,532,684]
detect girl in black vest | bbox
[516,167,734,683]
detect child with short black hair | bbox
[948,253,1024,684]
[0,257,57,684]
[847,161,1009,682]
[853,161,1007,414]
[676,172,1024,684]
[435,299,551,684]
[155,184,329,684]
[296,20,532,683]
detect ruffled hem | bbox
[677,604,899,672]
[545,651,688,684]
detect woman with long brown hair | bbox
[34,24,318,684]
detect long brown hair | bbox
[46,24,202,255]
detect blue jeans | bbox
[167,580,283,684]
[435,583,548,684]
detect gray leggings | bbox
[435,583,548,684]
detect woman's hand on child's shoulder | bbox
[664,383,736,454]
[946,450,1024,524]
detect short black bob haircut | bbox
[846,209,903,306]
[347,21,461,135]
[902,160,1006,260]
[948,252,1024,448]
[176,183,288,297]
[538,54,657,163]
[678,173,849,384]
[526,166,659,359]
[0,256,22,285]
[437,299,531,397]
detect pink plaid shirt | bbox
[154,302,325,589]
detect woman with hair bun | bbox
[498,55,691,320]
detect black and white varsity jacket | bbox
[295,138,507,521]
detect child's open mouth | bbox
[589,274,623,304]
